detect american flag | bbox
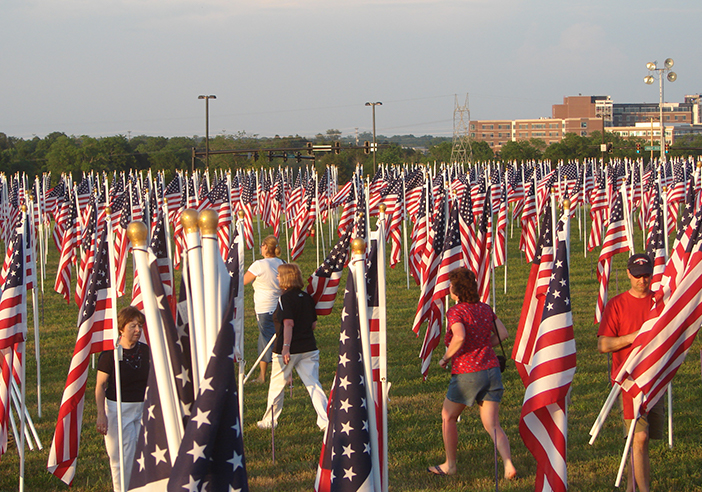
[48,226,115,485]
[366,239,386,486]
[677,175,696,239]
[645,190,666,293]
[458,185,476,273]
[127,368,171,491]
[431,199,462,305]
[407,190,428,285]
[595,190,632,324]
[307,217,355,316]
[493,184,508,268]
[239,175,255,250]
[75,198,98,307]
[164,174,183,225]
[520,181,538,263]
[413,193,447,378]
[289,175,318,261]
[475,186,493,304]
[0,228,26,350]
[404,169,425,221]
[114,189,133,297]
[54,196,79,304]
[513,201,556,384]
[614,232,702,420]
[380,177,404,269]
[315,273,374,492]
[167,290,248,491]
[1,344,14,459]
[588,171,607,251]
[519,224,576,492]
[656,207,702,310]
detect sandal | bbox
[427,465,447,476]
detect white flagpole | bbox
[104,210,127,492]
[350,238,382,492]
[181,209,208,384]
[27,197,42,418]
[375,218,389,492]
[235,213,246,428]
[127,222,184,465]
[199,209,224,359]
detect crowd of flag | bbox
[1,153,702,490]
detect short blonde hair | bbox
[278,263,304,290]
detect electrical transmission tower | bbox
[450,94,473,164]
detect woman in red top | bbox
[428,267,517,480]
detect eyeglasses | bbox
[631,273,651,279]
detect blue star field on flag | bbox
[166,295,248,492]
[316,273,373,492]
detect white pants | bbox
[104,399,144,492]
[261,350,329,430]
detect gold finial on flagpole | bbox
[127,221,148,247]
[198,209,218,235]
[351,238,366,255]
[181,209,199,234]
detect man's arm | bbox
[597,331,637,354]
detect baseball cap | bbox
[627,253,653,277]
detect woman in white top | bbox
[244,235,286,383]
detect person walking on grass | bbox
[244,235,286,384]
[428,267,517,480]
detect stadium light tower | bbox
[198,95,217,168]
[365,101,382,172]
[644,59,677,162]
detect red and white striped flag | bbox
[595,190,632,324]
[615,237,702,417]
[519,219,576,492]
[47,226,115,485]
[513,201,555,384]
[306,216,355,316]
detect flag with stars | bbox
[0,224,27,459]
[167,292,248,492]
[595,189,632,324]
[519,222,576,492]
[307,217,355,316]
[0,227,26,350]
[48,226,115,485]
[128,369,171,491]
[315,273,374,492]
[645,190,666,293]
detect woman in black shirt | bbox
[95,306,151,492]
[257,263,329,431]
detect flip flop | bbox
[427,465,447,476]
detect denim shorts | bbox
[256,312,276,363]
[446,367,504,407]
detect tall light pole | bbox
[644,59,677,162]
[365,101,382,172]
[198,95,216,168]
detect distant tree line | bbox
[2,129,699,185]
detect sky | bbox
[2,0,700,141]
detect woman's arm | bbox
[490,318,509,347]
[439,322,465,369]
[95,370,110,435]
[243,271,256,285]
[281,319,294,364]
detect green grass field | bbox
[2,217,702,492]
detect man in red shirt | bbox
[597,253,664,492]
